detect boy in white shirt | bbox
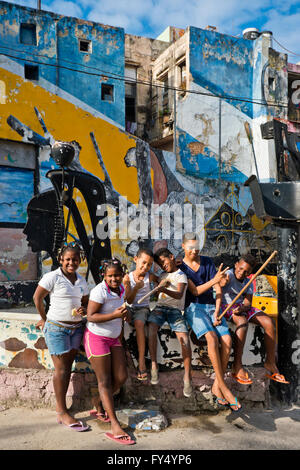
[148,248,192,397]
[123,248,158,381]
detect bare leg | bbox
[250,313,278,374]
[89,349,128,437]
[175,332,192,383]
[52,349,79,425]
[206,331,240,410]
[148,322,160,372]
[231,315,249,378]
[134,319,146,373]
[219,333,232,374]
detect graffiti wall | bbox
[0,2,285,370]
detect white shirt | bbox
[128,271,150,307]
[38,268,89,323]
[86,280,125,338]
[156,269,187,311]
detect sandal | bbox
[228,397,242,412]
[105,432,135,445]
[265,372,289,384]
[137,369,148,381]
[89,409,111,423]
[232,371,253,385]
[214,396,228,407]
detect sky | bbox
[4,0,300,62]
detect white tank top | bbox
[129,271,151,307]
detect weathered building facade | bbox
[1,1,300,373]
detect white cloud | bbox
[3,0,300,58]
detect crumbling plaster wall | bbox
[125,33,169,140]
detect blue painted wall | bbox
[0,1,125,126]
[189,27,254,118]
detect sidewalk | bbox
[1,404,300,451]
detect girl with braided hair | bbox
[33,242,89,431]
[84,258,135,445]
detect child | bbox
[33,243,90,431]
[179,232,242,411]
[123,248,158,381]
[220,254,289,384]
[148,248,193,397]
[84,258,135,445]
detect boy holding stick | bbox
[219,253,289,384]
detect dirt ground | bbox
[0,404,300,454]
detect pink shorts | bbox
[83,328,122,359]
[221,303,260,322]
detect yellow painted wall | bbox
[0,68,142,275]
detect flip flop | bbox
[265,372,290,384]
[105,432,135,445]
[214,397,228,407]
[232,372,253,385]
[228,397,242,412]
[137,370,148,381]
[89,410,111,422]
[58,420,90,432]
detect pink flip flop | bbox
[58,420,89,432]
[90,409,111,423]
[105,432,135,445]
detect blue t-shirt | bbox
[179,256,216,307]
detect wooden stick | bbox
[137,279,169,305]
[217,250,278,321]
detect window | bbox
[125,66,137,130]
[20,24,36,45]
[177,59,186,97]
[79,39,92,53]
[24,64,39,81]
[101,84,114,102]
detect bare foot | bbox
[110,421,128,438]
[211,382,228,404]
[57,411,80,426]
[221,389,241,411]
[264,362,279,375]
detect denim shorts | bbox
[128,306,150,324]
[184,303,230,339]
[43,320,84,356]
[148,305,188,333]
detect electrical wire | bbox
[272,36,300,57]
[0,44,289,109]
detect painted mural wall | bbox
[0,2,285,370]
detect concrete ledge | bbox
[0,365,270,413]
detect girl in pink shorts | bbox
[84,258,135,445]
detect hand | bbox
[135,279,144,290]
[219,273,229,287]
[213,312,222,327]
[232,305,246,316]
[76,306,87,316]
[157,279,169,292]
[113,305,128,319]
[213,264,229,284]
[36,319,45,331]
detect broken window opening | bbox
[20,23,37,45]
[101,83,114,102]
[24,64,39,81]
[79,39,92,53]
